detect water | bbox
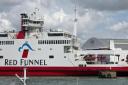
[0,77,128,85]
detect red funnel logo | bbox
[22,49,29,58]
[18,42,34,58]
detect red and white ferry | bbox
[0,10,128,77]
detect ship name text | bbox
[4,59,47,66]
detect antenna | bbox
[73,0,78,36]
[59,8,64,23]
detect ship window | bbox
[0,34,8,37]
[47,40,49,44]
[38,40,40,44]
[42,40,44,44]
[2,41,4,45]
[64,40,66,44]
[63,40,64,44]
[53,40,56,44]
[66,40,68,44]
[67,40,69,44]
[3,41,5,45]
[38,40,41,44]
[64,33,72,38]
[9,41,11,44]
[0,56,3,58]
[45,40,47,44]
[38,40,42,44]
[48,33,63,36]
[38,40,68,44]
[44,40,46,44]
[49,40,52,44]
[6,41,8,44]
[115,62,118,64]
[49,55,54,59]
[55,40,57,44]
[69,40,71,44]
[1,41,3,45]
[49,40,51,44]
[60,40,62,44]
[40,40,42,44]
[51,40,53,44]
[62,40,64,44]
[58,40,60,44]
[61,40,63,44]
[79,64,83,67]
[64,46,71,53]
[0,41,14,45]
[8,41,10,45]
[57,40,59,44]
[46,40,47,44]
[67,40,70,44]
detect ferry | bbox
[0,10,128,77]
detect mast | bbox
[71,0,78,53]
[73,0,78,37]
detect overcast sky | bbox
[0,0,128,43]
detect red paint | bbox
[22,49,29,58]
[0,66,127,76]
[16,31,25,39]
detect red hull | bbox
[0,66,128,76]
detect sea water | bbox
[0,77,128,85]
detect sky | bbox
[0,0,128,44]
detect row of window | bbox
[38,40,71,44]
[0,34,8,37]
[64,34,72,38]
[48,33,63,36]
[48,33,72,38]
[21,14,28,18]
[49,55,67,59]
[0,41,14,45]
[22,19,44,25]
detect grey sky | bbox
[75,0,128,11]
[0,0,128,44]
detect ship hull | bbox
[0,66,128,76]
